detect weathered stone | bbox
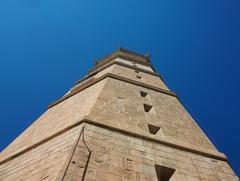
[0,49,238,180]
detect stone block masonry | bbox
[0,48,238,180]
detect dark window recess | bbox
[117,96,124,99]
[143,104,153,112]
[148,124,160,135]
[155,165,175,181]
[136,75,142,79]
[140,91,148,97]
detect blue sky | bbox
[0,0,239,176]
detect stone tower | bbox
[0,49,238,181]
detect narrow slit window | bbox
[117,96,124,100]
[140,91,148,97]
[155,164,175,181]
[136,75,142,79]
[148,124,160,135]
[143,104,152,112]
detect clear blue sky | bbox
[0,0,239,176]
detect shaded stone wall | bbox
[0,125,83,181]
[0,80,106,162]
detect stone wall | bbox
[0,55,237,180]
[0,80,106,162]
[88,77,215,150]
[0,125,83,181]
[63,123,238,181]
[75,60,168,91]
[0,123,237,180]
[110,64,169,90]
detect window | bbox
[140,91,148,97]
[155,165,175,181]
[117,96,124,100]
[143,104,153,112]
[148,124,160,135]
[136,75,142,79]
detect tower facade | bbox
[0,49,238,180]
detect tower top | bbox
[94,48,151,68]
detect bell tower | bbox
[0,48,238,180]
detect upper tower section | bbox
[49,48,172,109]
[88,48,157,75]
[92,48,152,71]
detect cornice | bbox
[75,60,162,86]
[83,118,227,162]
[48,73,176,109]
[0,118,228,167]
[94,48,150,68]
[90,55,153,73]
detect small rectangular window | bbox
[140,91,148,97]
[143,104,152,112]
[155,164,175,181]
[136,75,142,79]
[148,124,160,135]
